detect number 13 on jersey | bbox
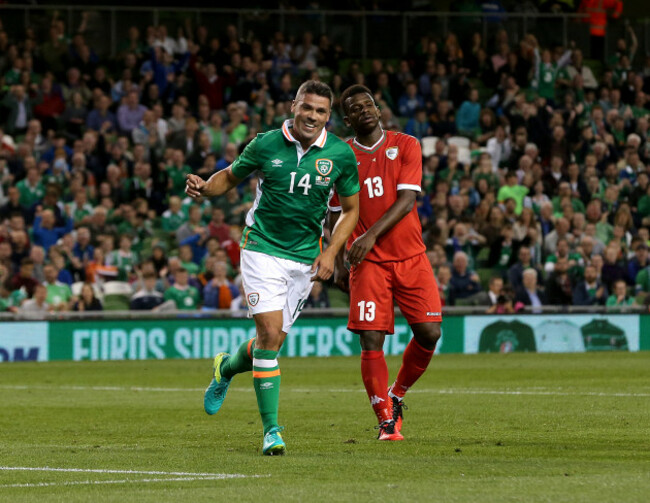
[363,177,383,198]
[358,300,376,321]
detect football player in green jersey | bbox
[186,80,360,455]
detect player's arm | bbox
[347,189,417,266]
[312,192,359,281]
[185,166,243,198]
[327,197,349,291]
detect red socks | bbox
[360,350,392,423]
[390,338,434,399]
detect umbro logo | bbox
[272,159,283,166]
[260,382,274,390]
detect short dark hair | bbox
[295,80,334,106]
[340,84,374,114]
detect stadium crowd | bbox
[1,10,649,314]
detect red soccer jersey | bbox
[330,130,425,262]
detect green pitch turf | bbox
[1,352,649,502]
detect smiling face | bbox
[290,92,331,147]
[344,92,381,136]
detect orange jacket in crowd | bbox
[580,0,623,37]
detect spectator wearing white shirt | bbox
[486,125,512,171]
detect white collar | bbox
[353,129,385,151]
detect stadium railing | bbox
[1,5,646,64]
[0,305,645,321]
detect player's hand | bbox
[185,174,205,198]
[311,251,335,282]
[348,232,376,266]
[333,266,350,293]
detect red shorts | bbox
[348,253,442,334]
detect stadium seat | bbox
[103,294,131,311]
[448,136,470,149]
[71,281,84,297]
[420,136,439,157]
[103,281,133,297]
[458,146,471,166]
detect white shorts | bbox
[240,249,315,333]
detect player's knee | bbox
[359,331,385,351]
[413,323,441,350]
[255,321,284,349]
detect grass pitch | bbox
[1,352,649,502]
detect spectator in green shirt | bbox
[225,102,249,146]
[16,164,45,209]
[497,171,529,216]
[161,196,187,232]
[179,244,200,276]
[166,149,193,197]
[43,263,72,311]
[635,266,650,294]
[164,268,201,310]
[606,279,634,308]
[552,182,585,215]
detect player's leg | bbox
[204,249,286,433]
[251,309,287,455]
[349,260,401,440]
[252,258,315,455]
[358,330,391,424]
[220,337,255,379]
[204,336,255,415]
[390,321,440,399]
[390,254,443,429]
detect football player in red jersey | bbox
[330,85,442,441]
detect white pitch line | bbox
[1,384,649,398]
[0,466,250,477]
[0,476,245,489]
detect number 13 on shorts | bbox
[357,300,376,321]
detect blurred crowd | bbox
[0,10,649,314]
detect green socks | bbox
[219,339,281,434]
[221,338,255,379]
[252,348,281,434]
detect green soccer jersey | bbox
[16,179,45,208]
[636,267,650,293]
[161,209,187,232]
[497,184,529,215]
[1,288,28,311]
[478,320,536,353]
[231,120,360,264]
[167,164,193,197]
[181,260,200,275]
[182,197,212,225]
[581,319,628,351]
[0,296,13,312]
[537,63,557,100]
[107,250,138,279]
[45,282,72,306]
[164,284,201,310]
